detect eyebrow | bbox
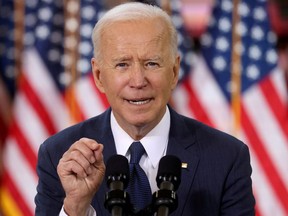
[111,56,132,63]
[111,55,163,63]
[146,56,162,61]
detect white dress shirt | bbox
[112,106,170,193]
[60,107,170,215]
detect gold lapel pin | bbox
[181,163,188,169]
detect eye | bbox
[116,62,128,68]
[146,61,159,68]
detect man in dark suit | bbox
[35,2,255,216]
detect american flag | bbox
[173,0,288,215]
[0,0,106,215]
[0,0,286,215]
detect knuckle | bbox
[70,150,82,159]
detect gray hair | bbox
[91,2,178,60]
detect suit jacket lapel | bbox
[90,108,117,162]
[166,108,200,215]
[90,109,118,215]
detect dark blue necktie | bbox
[127,141,152,212]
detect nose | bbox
[129,63,147,88]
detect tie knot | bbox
[130,142,145,164]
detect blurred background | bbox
[0,0,287,215]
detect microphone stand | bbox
[105,188,178,216]
[133,204,154,216]
[157,206,169,216]
[111,206,123,216]
[104,189,132,216]
[152,187,178,216]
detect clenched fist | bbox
[57,138,105,216]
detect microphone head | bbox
[105,155,130,189]
[156,155,182,190]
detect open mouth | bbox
[127,99,151,105]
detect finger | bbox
[92,144,104,166]
[68,138,100,164]
[62,150,94,175]
[77,137,100,151]
[58,158,90,179]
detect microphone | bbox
[104,155,131,216]
[153,155,182,216]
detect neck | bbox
[125,124,155,141]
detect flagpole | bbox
[14,0,25,83]
[231,0,242,136]
[63,0,82,124]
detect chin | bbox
[129,118,150,127]
[132,115,160,128]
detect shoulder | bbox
[38,109,111,163]
[170,107,248,158]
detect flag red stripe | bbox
[2,171,33,216]
[10,121,37,176]
[241,105,288,214]
[20,74,57,136]
[0,112,8,144]
[255,202,263,216]
[259,76,288,138]
[183,77,214,127]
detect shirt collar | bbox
[111,106,170,168]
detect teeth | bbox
[129,99,150,105]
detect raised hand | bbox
[57,138,105,216]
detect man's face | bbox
[91,19,180,136]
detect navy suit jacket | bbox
[35,107,255,215]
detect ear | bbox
[171,55,180,90]
[91,57,105,93]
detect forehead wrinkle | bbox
[101,21,170,62]
[109,37,164,58]
[111,55,133,63]
[102,18,168,46]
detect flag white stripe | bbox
[249,148,286,216]
[76,76,106,118]
[239,133,286,216]
[243,85,288,188]
[4,137,37,212]
[270,66,288,105]
[190,54,233,133]
[24,49,70,131]
[172,85,194,118]
[13,93,49,153]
